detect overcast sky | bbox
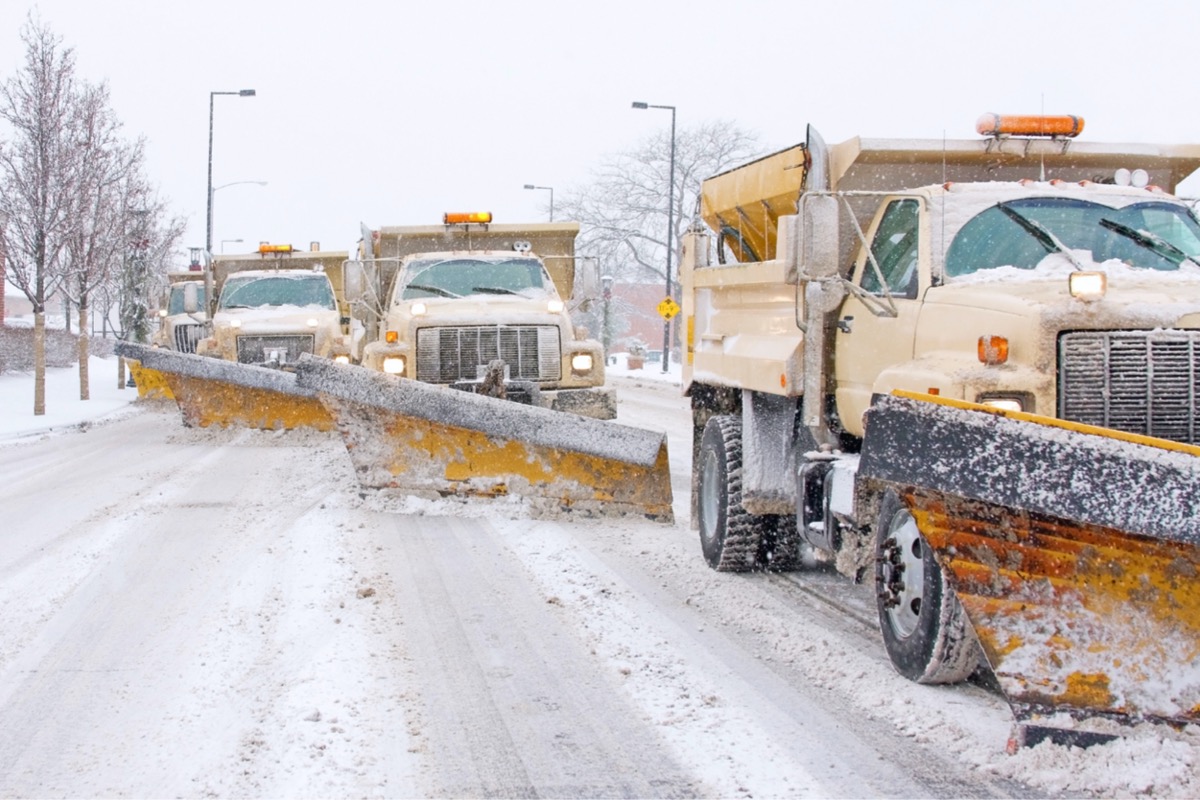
[3,0,1199,266]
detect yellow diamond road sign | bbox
[657,297,681,320]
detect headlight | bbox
[334,355,350,365]
[383,356,406,375]
[307,318,319,328]
[229,319,241,329]
[411,302,427,316]
[571,353,594,373]
[547,299,565,314]
[977,393,1029,413]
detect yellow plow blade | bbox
[125,357,174,400]
[115,343,334,431]
[858,393,1200,730]
[295,357,674,522]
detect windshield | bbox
[945,199,1200,277]
[167,285,205,315]
[397,257,551,300]
[218,274,336,310]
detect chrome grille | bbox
[236,334,314,366]
[1059,330,1200,444]
[172,323,204,354]
[416,325,561,383]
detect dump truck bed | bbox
[701,136,1200,264]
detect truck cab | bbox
[196,244,354,369]
[352,215,614,419]
[153,276,207,353]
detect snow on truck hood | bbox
[214,304,339,332]
[929,252,1200,326]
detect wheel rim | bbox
[882,508,926,639]
[699,449,721,546]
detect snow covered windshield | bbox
[218,274,336,310]
[398,257,551,300]
[945,198,1200,277]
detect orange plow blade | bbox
[858,393,1200,734]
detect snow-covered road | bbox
[1,368,1198,797]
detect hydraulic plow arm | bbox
[294,357,674,522]
[858,392,1200,734]
[115,343,334,431]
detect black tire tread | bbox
[702,416,763,572]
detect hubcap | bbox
[699,449,721,545]
[883,509,926,639]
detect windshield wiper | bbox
[996,202,1087,270]
[404,283,460,298]
[1099,218,1200,269]
[471,287,520,295]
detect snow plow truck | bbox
[348,213,614,419]
[681,115,1200,743]
[117,218,672,521]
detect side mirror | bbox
[343,260,365,303]
[182,282,200,313]
[798,194,839,279]
[574,257,601,301]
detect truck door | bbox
[833,197,924,438]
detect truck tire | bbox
[874,490,980,684]
[697,415,762,572]
[759,515,802,572]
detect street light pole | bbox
[221,238,244,253]
[632,101,676,373]
[523,184,554,221]
[206,89,256,258]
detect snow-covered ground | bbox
[2,354,1200,797]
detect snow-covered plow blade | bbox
[114,342,335,431]
[857,392,1200,735]
[293,356,674,522]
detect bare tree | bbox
[60,83,146,399]
[558,119,762,288]
[0,15,86,414]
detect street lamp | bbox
[209,180,267,248]
[523,184,554,221]
[632,100,676,374]
[221,238,244,253]
[205,88,256,257]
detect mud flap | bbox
[294,356,674,522]
[857,392,1200,737]
[115,343,334,431]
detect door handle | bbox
[837,316,854,333]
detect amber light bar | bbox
[444,212,493,225]
[976,113,1085,138]
[259,243,294,254]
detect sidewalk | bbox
[0,356,141,440]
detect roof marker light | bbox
[1070,271,1107,302]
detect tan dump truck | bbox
[682,116,1200,741]
[349,213,614,419]
[194,243,354,369]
